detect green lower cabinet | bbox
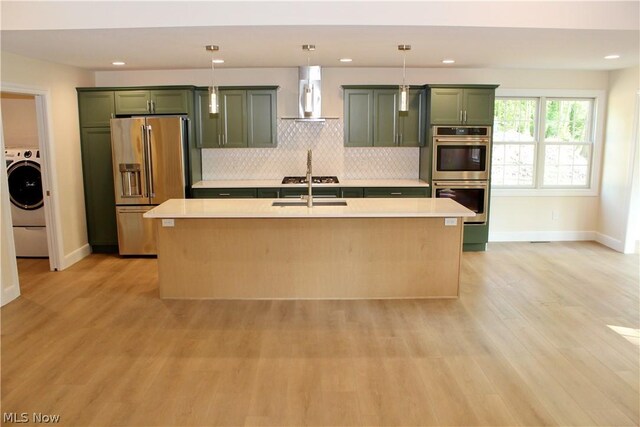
[257,188,280,198]
[340,187,364,198]
[280,188,341,198]
[80,127,118,250]
[191,188,257,198]
[463,224,489,252]
[363,187,428,198]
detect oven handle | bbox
[434,138,490,143]
[433,181,488,188]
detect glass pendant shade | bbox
[399,85,409,112]
[209,86,219,114]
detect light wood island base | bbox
[155,217,463,299]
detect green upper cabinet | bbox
[114,89,190,115]
[247,90,277,148]
[344,86,425,147]
[344,89,374,147]
[398,89,425,146]
[373,90,398,147]
[463,88,496,125]
[196,87,278,149]
[196,89,220,148]
[78,91,115,127]
[220,90,247,148]
[428,85,497,125]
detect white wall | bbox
[598,66,640,251]
[1,51,94,262]
[1,93,39,149]
[97,66,610,241]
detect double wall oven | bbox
[431,126,491,224]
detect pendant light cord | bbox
[402,51,406,87]
[211,53,215,88]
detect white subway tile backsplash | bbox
[202,119,419,180]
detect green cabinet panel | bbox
[115,89,190,115]
[429,86,496,125]
[114,90,150,115]
[463,224,489,252]
[191,188,257,198]
[78,91,114,127]
[344,89,374,147]
[196,87,278,149]
[363,187,428,198]
[280,188,341,198]
[463,88,495,125]
[340,187,364,198]
[196,89,220,148]
[150,90,190,114]
[399,89,425,147]
[220,90,248,148]
[344,87,425,147]
[247,90,277,148]
[257,188,280,198]
[373,90,398,147]
[80,127,118,247]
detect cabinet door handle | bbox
[151,100,155,114]
[224,134,227,146]
[459,110,463,123]
[400,133,403,145]
[219,193,230,196]
[218,134,221,146]
[463,110,467,123]
[391,192,402,195]
[146,100,151,113]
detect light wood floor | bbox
[1,242,638,426]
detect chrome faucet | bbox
[306,149,313,207]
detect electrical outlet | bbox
[551,210,559,220]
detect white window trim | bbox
[492,88,605,197]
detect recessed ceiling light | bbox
[112,61,125,66]
[339,58,353,63]
[442,59,455,64]
[604,54,620,60]
[212,59,225,64]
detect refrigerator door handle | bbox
[146,125,155,198]
[141,124,150,198]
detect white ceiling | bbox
[1,1,638,72]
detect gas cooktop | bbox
[282,176,339,184]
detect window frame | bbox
[492,89,605,197]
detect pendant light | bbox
[206,45,220,114]
[398,44,411,112]
[302,44,315,116]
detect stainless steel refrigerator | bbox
[110,116,187,255]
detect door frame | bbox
[1,83,62,271]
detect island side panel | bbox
[156,217,462,299]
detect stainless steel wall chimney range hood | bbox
[282,65,338,122]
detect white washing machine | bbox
[6,148,48,257]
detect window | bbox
[492,91,602,194]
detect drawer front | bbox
[341,187,364,198]
[363,187,428,198]
[280,188,341,198]
[257,188,280,198]
[191,188,257,198]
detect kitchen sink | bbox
[272,200,348,207]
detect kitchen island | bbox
[144,198,474,299]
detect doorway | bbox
[1,87,61,273]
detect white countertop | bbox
[144,198,474,219]
[192,179,429,188]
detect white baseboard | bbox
[594,232,625,252]
[489,230,596,242]
[59,243,91,270]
